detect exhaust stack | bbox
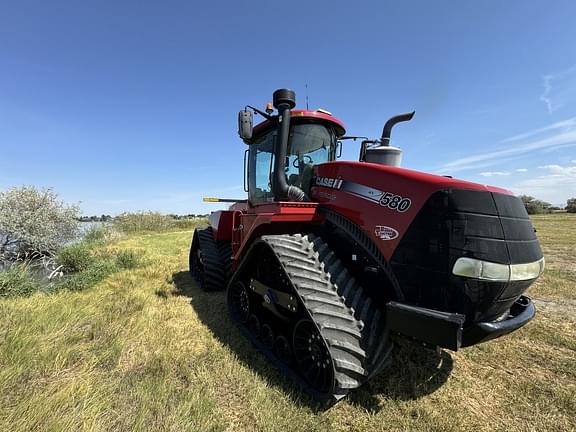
[364,111,415,167]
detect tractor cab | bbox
[247,115,344,203]
[239,90,345,205]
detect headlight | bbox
[453,257,544,281]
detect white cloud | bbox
[515,168,528,172]
[435,127,576,174]
[539,65,576,114]
[479,171,510,177]
[501,117,576,143]
[511,162,576,205]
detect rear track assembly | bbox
[189,227,232,291]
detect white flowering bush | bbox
[0,186,80,258]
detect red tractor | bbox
[189,89,544,401]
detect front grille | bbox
[391,189,543,323]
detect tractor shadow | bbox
[170,270,453,412]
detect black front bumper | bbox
[461,296,535,347]
[387,295,536,351]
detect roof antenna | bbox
[305,83,309,110]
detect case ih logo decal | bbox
[313,177,412,212]
[314,177,343,189]
[374,225,399,240]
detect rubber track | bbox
[262,233,393,399]
[217,240,233,280]
[194,227,228,291]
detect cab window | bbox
[248,123,336,204]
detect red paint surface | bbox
[312,161,513,260]
[209,160,515,268]
[252,110,346,137]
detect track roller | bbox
[261,324,275,350]
[275,336,292,364]
[248,314,261,337]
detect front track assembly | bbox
[227,233,393,401]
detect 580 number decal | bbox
[379,192,411,212]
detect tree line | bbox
[77,213,208,222]
[520,196,576,215]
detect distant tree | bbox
[0,186,80,258]
[566,198,576,213]
[519,195,552,215]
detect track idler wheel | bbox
[293,320,333,394]
[228,281,250,323]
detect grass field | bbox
[1,215,574,431]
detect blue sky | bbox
[1,1,575,214]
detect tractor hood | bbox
[311,161,543,323]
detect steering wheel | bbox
[292,155,313,168]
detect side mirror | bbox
[238,109,253,142]
[336,141,343,159]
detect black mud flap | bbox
[386,302,465,351]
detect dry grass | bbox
[0,216,575,431]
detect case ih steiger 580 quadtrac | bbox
[189,89,544,401]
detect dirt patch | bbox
[533,298,576,317]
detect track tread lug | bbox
[190,227,229,291]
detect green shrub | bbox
[53,248,144,293]
[0,186,80,256]
[81,224,123,245]
[54,258,117,292]
[173,218,208,230]
[0,264,41,298]
[56,243,92,273]
[115,249,141,269]
[113,212,175,233]
[83,225,107,243]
